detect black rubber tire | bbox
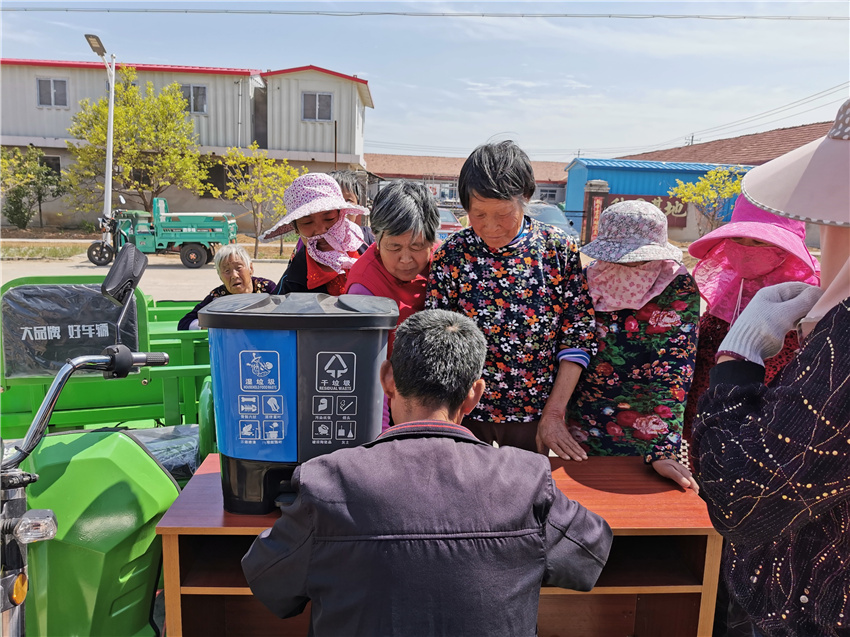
[180,243,207,268]
[87,242,114,266]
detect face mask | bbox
[723,240,788,279]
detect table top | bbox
[157,454,715,537]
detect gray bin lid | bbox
[198,293,399,330]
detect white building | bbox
[0,58,373,227]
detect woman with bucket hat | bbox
[682,194,820,437]
[568,200,700,492]
[260,173,372,296]
[692,99,850,637]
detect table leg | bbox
[162,534,183,637]
[697,532,724,637]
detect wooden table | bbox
[157,454,721,637]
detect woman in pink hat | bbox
[682,194,820,437]
[260,173,372,296]
[568,200,700,492]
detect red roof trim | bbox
[0,58,258,76]
[261,64,368,85]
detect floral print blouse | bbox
[567,273,699,462]
[426,218,596,423]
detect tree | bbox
[208,142,306,258]
[668,166,745,236]
[0,146,64,229]
[65,67,207,215]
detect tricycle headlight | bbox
[14,510,57,544]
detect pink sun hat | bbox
[688,194,819,275]
[260,173,369,242]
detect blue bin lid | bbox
[198,293,399,330]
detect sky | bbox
[2,1,848,161]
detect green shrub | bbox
[2,188,35,229]
[80,220,99,233]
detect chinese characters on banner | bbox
[607,195,688,228]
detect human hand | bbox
[652,459,699,494]
[718,282,824,365]
[536,412,587,461]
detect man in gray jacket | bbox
[242,309,613,636]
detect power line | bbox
[2,7,848,20]
[365,83,846,159]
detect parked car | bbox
[526,202,579,240]
[437,208,464,243]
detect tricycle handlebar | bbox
[1,346,169,470]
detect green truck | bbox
[87,196,238,268]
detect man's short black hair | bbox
[391,309,486,413]
[457,140,536,211]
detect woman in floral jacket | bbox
[568,201,699,491]
[427,141,596,458]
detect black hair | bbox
[457,140,536,211]
[390,309,486,414]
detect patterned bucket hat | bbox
[581,200,683,263]
[742,98,850,227]
[259,173,369,241]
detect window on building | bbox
[39,156,61,175]
[36,78,68,107]
[131,168,152,188]
[538,187,558,203]
[201,163,227,198]
[180,84,208,114]
[302,92,333,121]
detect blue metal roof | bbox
[565,158,753,173]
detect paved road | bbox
[1,252,290,302]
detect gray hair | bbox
[214,244,251,274]
[391,309,486,413]
[327,169,365,205]
[371,180,440,244]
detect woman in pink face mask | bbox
[682,194,820,437]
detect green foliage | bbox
[65,67,207,215]
[207,142,307,257]
[668,166,745,236]
[1,146,65,229]
[80,219,99,234]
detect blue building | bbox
[564,158,752,241]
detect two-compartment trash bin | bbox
[199,293,398,514]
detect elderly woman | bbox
[260,173,372,296]
[568,201,700,492]
[346,181,439,348]
[346,180,440,430]
[426,141,596,457]
[178,244,276,330]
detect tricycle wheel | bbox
[87,242,114,266]
[180,243,207,268]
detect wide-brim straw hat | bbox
[259,172,369,242]
[741,98,850,227]
[688,194,819,275]
[581,200,683,263]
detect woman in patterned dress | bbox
[567,201,700,491]
[426,141,596,458]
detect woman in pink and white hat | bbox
[261,173,372,296]
[682,194,820,436]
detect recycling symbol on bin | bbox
[316,352,356,392]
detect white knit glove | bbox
[718,282,824,366]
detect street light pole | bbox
[85,34,116,221]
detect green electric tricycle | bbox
[87,196,238,268]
